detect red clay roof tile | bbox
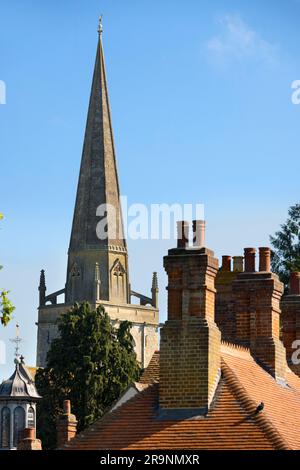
[64,343,300,450]
[65,381,274,450]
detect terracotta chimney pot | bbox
[233,256,244,272]
[63,399,71,415]
[177,221,189,248]
[221,255,231,272]
[244,248,256,272]
[192,220,205,248]
[259,247,271,272]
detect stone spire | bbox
[69,19,125,252]
[66,20,129,304]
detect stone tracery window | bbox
[110,258,126,301]
[111,258,126,276]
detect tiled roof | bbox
[65,343,300,450]
[139,351,160,384]
[222,348,300,449]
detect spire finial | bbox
[39,269,46,289]
[151,272,159,308]
[39,269,46,306]
[98,15,103,36]
[10,323,23,361]
[152,272,158,290]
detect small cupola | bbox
[0,357,41,450]
[0,325,41,450]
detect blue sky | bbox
[1,0,300,379]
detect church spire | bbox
[69,17,126,251]
[36,21,159,370]
[66,20,129,303]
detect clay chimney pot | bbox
[244,248,256,272]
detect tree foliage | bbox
[35,302,140,449]
[0,290,15,326]
[270,204,300,287]
[0,213,14,325]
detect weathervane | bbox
[98,15,103,36]
[9,323,22,361]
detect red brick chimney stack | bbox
[57,400,77,448]
[17,428,42,450]
[160,221,221,417]
[244,248,256,272]
[232,247,287,381]
[177,220,189,248]
[259,247,271,272]
[192,220,206,247]
[290,272,300,295]
[281,272,300,377]
[216,255,239,342]
[221,256,231,272]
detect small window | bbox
[13,406,25,448]
[27,407,35,428]
[1,407,10,448]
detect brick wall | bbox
[215,270,238,342]
[160,317,220,411]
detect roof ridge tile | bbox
[221,340,250,353]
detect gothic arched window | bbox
[1,407,10,448]
[13,406,25,448]
[27,407,35,428]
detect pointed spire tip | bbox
[98,15,103,36]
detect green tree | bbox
[0,213,14,325]
[270,204,300,288]
[35,302,140,449]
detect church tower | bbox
[36,19,159,368]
